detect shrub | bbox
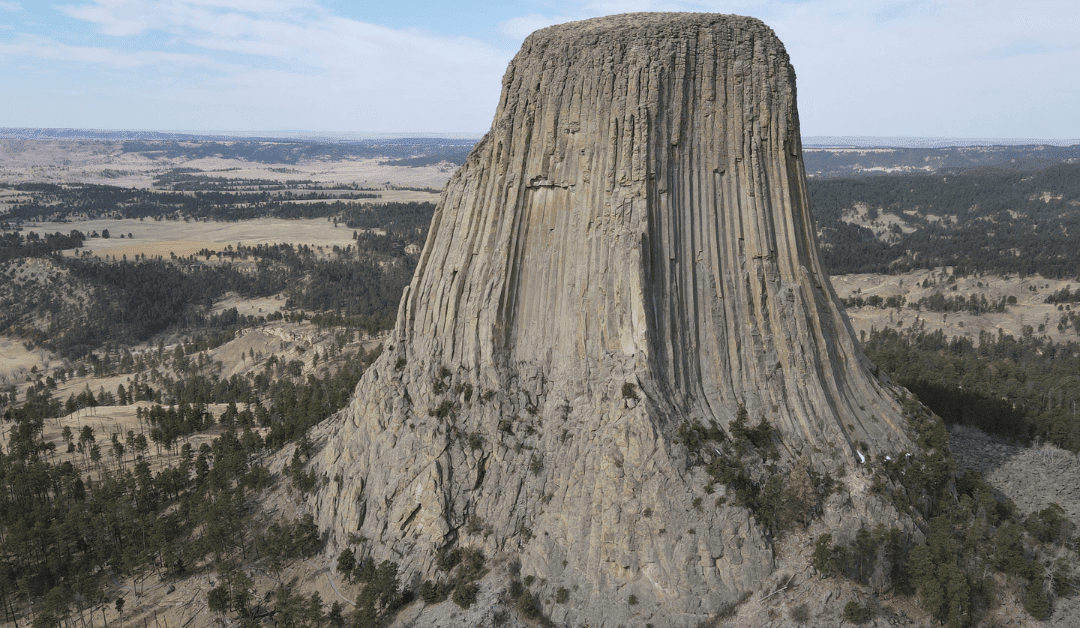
[678,420,725,453]
[452,582,479,609]
[515,590,540,618]
[1052,559,1076,598]
[749,416,774,450]
[436,547,461,571]
[790,602,810,624]
[1023,561,1050,620]
[628,594,638,605]
[420,580,449,604]
[555,587,569,603]
[429,400,453,418]
[458,548,487,582]
[994,523,1027,576]
[1025,503,1070,544]
[327,601,345,627]
[842,600,869,624]
[336,547,355,581]
[812,534,838,576]
[622,382,639,400]
[207,586,230,614]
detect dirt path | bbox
[305,560,354,606]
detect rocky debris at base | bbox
[948,424,1080,523]
[949,423,1080,628]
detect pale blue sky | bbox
[1,1,1077,138]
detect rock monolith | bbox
[307,13,913,627]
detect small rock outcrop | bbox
[308,13,912,626]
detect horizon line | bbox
[1,127,1078,148]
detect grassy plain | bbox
[0,139,456,189]
[835,269,1079,345]
[48,217,362,260]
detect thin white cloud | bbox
[4,0,1077,136]
[0,35,217,68]
[57,0,323,36]
[57,1,157,36]
[499,14,572,39]
[542,0,1079,137]
[496,1,687,40]
[33,0,514,131]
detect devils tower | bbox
[306,13,912,627]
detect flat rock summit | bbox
[307,13,913,626]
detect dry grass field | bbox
[0,139,457,190]
[43,217,363,260]
[834,269,1079,345]
[0,336,51,386]
[2,137,428,392]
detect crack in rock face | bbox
[307,12,913,627]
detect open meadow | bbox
[0,139,457,190]
[835,269,1080,344]
[47,217,363,260]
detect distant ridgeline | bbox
[803,142,1080,178]
[0,128,479,166]
[3,128,1077,171]
[0,244,416,359]
[117,138,476,166]
[802,140,1080,279]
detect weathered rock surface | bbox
[307,13,913,627]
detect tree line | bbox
[3,237,417,359]
[862,325,1080,452]
[3,183,431,224]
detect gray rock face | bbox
[308,13,912,627]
